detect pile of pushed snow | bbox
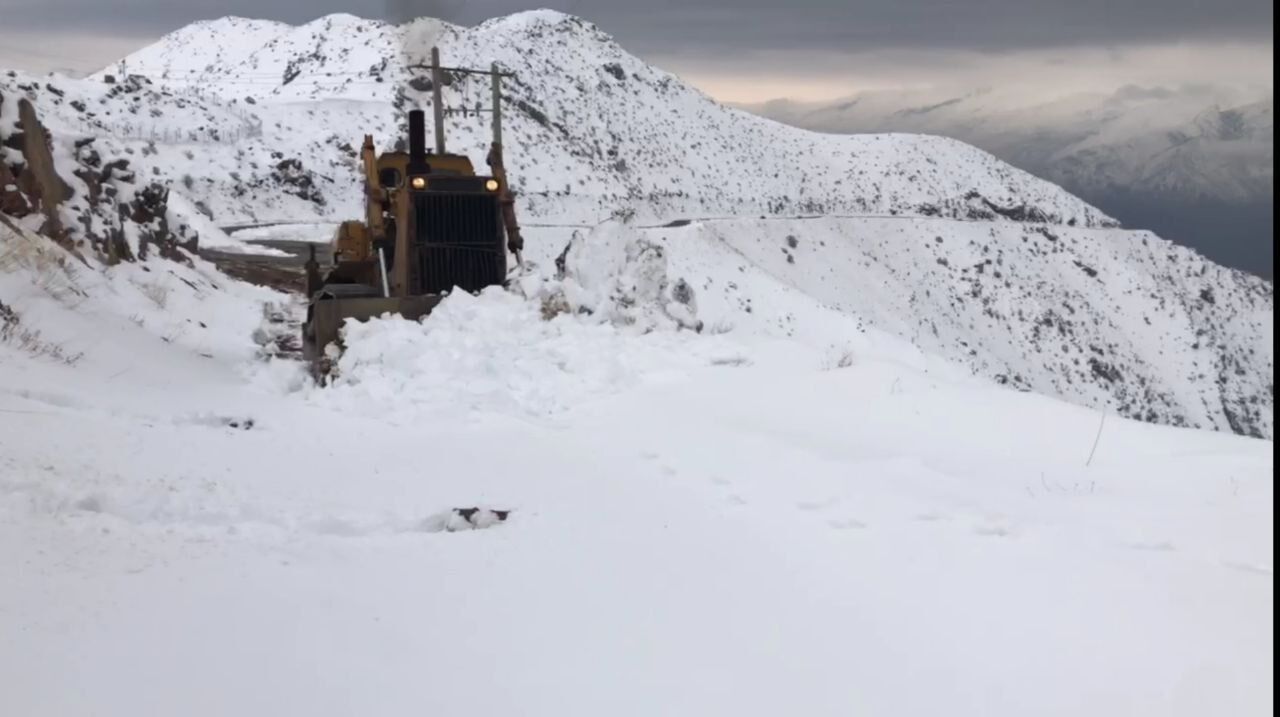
[300,286,741,421]
[282,224,966,422]
[541,223,703,332]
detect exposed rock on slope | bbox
[1,82,198,265]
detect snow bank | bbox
[0,211,282,378]
[302,286,740,421]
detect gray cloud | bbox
[0,0,1273,54]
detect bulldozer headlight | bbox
[485,179,500,192]
[410,176,427,190]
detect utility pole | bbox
[491,61,502,147]
[484,61,522,264]
[430,47,446,155]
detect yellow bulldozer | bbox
[302,52,523,378]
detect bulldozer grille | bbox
[412,192,506,294]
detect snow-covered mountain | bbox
[0,13,1273,713]
[79,12,1112,227]
[745,85,1275,277]
[1,10,1273,438]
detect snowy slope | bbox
[0,219,1273,717]
[0,212,283,369]
[1,10,1272,439]
[548,217,1271,437]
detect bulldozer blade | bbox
[302,294,444,367]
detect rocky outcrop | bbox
[0,90,197,267]
[16,98,71,242]
[0,156,29,217]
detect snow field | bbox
[3,216,1270,715]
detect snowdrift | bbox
[311,287,729,421]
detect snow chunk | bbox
[550,221,703,332]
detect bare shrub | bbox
[0,223,87,305]
[820,349,856,370]
[0,300,83,365]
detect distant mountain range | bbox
[743,85,1274,278]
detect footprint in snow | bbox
[703,476,746,507]
[638,452,677,476]
[973,523,1015,538]
[828,517,867,530]
[74,494,106,514]
[1221,560,1272,576]
[1127,540,1176,552]
[304,516,368,537]
[914,512,950,523]
[2,387,89,411]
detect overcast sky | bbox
[0,0,1272,101]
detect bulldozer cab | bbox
[374,152,476,186]
[301,52,523,378]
